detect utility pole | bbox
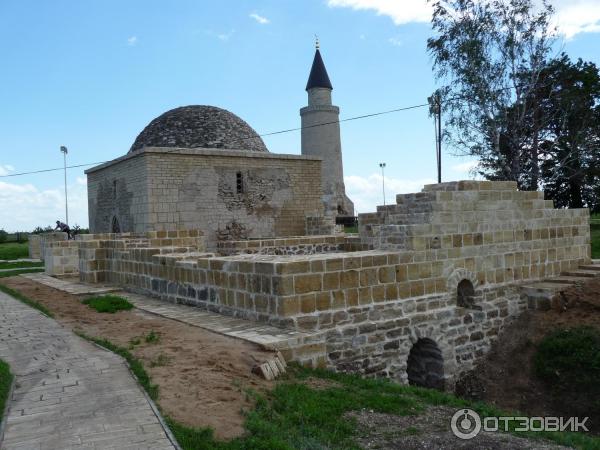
[437,93,442,184]
[379,162,386,206]
[60,146,69,225]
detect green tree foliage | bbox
[427,0,556,187]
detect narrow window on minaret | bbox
[236,172,244,194]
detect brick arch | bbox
[446,268,479,292]
[406,326,457,389]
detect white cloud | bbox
[205,29,235,42]
[388,36,403,46]
[327,0,600,38]
[552,0,600,38]
[0,165,14,176]
[345,173,435,214]
[127,36,138,46]
[327,0,431,25]
[451,160,479,173]
[0,179,88,232]
[249,13,270,24]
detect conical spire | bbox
[305,40,333,91]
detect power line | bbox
[0,102,430,179]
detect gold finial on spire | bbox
[315,35,320,50]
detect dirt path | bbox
[1,276,277,440]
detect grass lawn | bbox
[0,242,29,260]
[82,295,134,313]
[0,261,43,270]
[591,223,600,259]
[0,359,12,424]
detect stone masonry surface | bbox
[0,290,176,450]
[86,147,324,248]
[56,181,591,388]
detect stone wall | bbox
[44,240,79,276]
[75,180,591,388]
[86,148,324,248]
[30,232,68,261]
[217,235,348,256]
[28,235,41,259]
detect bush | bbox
[535,326,600,391]
[0,230,7,244]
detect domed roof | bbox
[129,105,268,153]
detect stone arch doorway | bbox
[111,216,121,233]
[406,338,445,390]
[457,279,476,308]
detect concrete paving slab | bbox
[0,290,177,450]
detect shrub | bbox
[0,230,7,244]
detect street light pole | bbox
[60,146,69,225]
[379,162,386,206]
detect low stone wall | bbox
[44,240,79,276]
[28,235,41,259]
[78,230,206,284]
[217,235,349,256]
[31,232,68,261]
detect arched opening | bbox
[111,216,121,233]
[406,338,444,390]
[457,279,476,308]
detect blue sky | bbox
[0,0,599,231]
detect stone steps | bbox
[521,262,600,310]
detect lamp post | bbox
[60,146,69,225]
[379,162,386,206]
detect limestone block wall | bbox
[359,181,590,282]
[31,232,68,262]
[86,148,324,249]
[86,154,149,234]
[75,180,592,387]
[78,230,205,284]
[44,240,79,276]
[28,235,41,259]
[305,216,336,236]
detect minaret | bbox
[300,39,354,216]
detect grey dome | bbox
[129,105,268,153]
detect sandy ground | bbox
[1,276,277,440]
[455,278,600,434]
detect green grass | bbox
[82,295,134,313]
[162,366,600,450]
[0,359,13,424]
[0,261,43,270]
[0,242,29,260]
[535,326,600,391]
[144,330,160,344]
[0,282,53,317]
[591,223,600,259]
[0,268,44,279]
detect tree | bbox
[427,0,556,189]
[538,56,600,210]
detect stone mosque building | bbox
[86,45,353,247]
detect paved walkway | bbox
[0,291,177,450]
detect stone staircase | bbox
[521,260,600,310]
